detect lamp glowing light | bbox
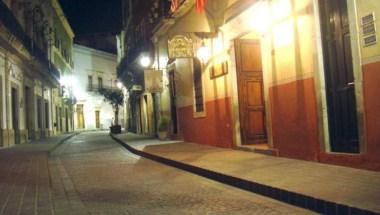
[116,82,123,89]
[140,56,151,68]
[196,41,211,63]
[248,1,271,35]
[59,75,75,87]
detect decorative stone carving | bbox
[168,35,194,58]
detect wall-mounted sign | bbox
[168,35,194,58]
[131,85,143,91]
[210,61,228,79]
[144,70,163,93]
[361,12,377,47]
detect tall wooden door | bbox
[95,110,100,128]
[77,104,85,129]
[319,0,359,153]
[169,70,178,134]
[11,87,20,144]
[24,87,32,140]
[65,108,69,132]
[235,39,267,144]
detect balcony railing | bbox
[0,1,60,83]
[117,0,187,80]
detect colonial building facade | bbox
[72,44,122,131]
[0,0,74,147]
[118,0,380,171]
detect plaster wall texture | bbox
[73,45,122,130]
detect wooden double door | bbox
[235,39,267,144]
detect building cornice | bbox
[74,44,117,60]
[51,0,75,39]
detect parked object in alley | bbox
[158,117,169,140]
[98,88,124,134]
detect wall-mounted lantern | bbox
[196,40,211,63]
[139,55,152,68]
[116,81,123,89]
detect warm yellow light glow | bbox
[271,0,292,22]
[197,42,211,63]
[60,75,75,87]
[273,20,294,47]
[116,82,123,89]
[140,56,151,68]
[213,36,224,54]
[248,1,271,35]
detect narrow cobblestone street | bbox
[0,131,315,214]
[48,131,314,214]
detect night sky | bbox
[59,0,122,53]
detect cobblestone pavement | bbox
[50,131,315,215]
[0,133,74,215]
[114,133,380,214]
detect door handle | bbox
[342,82,355,90]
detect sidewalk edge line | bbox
[49,132,79,155]
[110,134,379,215]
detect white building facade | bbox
[73,44,122,131]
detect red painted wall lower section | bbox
[176,69,380,171]
[362,61,380,171]
[267,67,380,171]
[318,61,380,171]
[178,97,233,148]
[269,78,320,161]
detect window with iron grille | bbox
[193,58,204,113]
[88,75,93,91]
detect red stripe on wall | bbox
[269,77,320,161]
[318,62,380,171]
[177,97,233,148]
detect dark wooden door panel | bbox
[169,71,178,134]
[320,0,359,153]
[235,39,267,144]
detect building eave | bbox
[51,0,75,39]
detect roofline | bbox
[51,0,75,38]
[74,44,117,59]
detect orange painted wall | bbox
[269,78,320,161]
[267,72,380,171]
[362,61,380,170]
[318,61,380,171]
[177,97,233,148]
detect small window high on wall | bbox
[193,58,204,113]
[88,75,93,91]
[98,77,103,89]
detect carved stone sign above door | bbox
[168,35,194,59]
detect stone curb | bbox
[110,134,379,215]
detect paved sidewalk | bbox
[112,132,380,215]
[53,131,315,214]
[0,133,76,215]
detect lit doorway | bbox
[76,104,85,129]
[95,110,100,129]
[235,39,267,146]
